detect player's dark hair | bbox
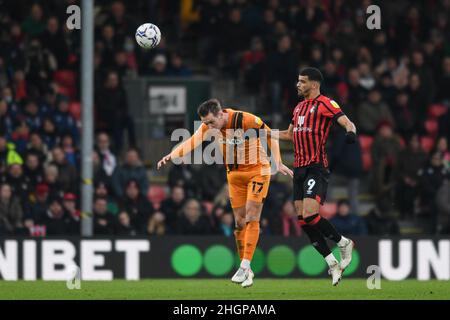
[299,67,324,83]
[197,99,222,117]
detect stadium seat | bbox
[147,185,167,209]
[427,104,448,118]
[53,70,77,88]
[320,202,337,219]
[424,119,439,137]
[420,136,435,153]
[359,135,374,151]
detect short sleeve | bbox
[244,112,266,130]
[321,99,345,120]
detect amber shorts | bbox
[227,168,271,208]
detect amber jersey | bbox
[291,94,344,168]
[170,108,280,175]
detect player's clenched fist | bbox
[157,154,171,170]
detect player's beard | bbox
[298,87,309,98]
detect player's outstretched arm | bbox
[157,154,171,170]
[157,123,207,170]
[268,131,293,178]
[277,124,294,141]
[337,115,357,144]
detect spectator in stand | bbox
[330,199,368,236]
[280,200,301,237]
[44,164,63,199]
[95,70,136,150]
[436,57,450,103]
[50,146,77,193]
[93,197,116,235]
[409,50,435,104]
[241,37,266,94]
[120,179,154,234]
[61,134,79,168]
[62,193,80,235]
[148,54,169,76]
[28,183,50,226]
[220,7,250,76]
[116,211,137,236]
[417,150,450,234]
[391,91,417,139]
[1,163,30,204]
[200,163,226,201]
[95,132,117,176]
[93,150,111,188]
[112,148,148,198]
[267,35,298,123]
[370,121,403,201]
[329,126,363,214]
[436,137,450,169]
[41,118,59,149]
[160,185,186,233]
[364,199,400,236]
[219,212,233,237]
[176,199,212,235]
[41,197,67,235]
[53,96,79,143]
[167,162,200,198]
[394,134,428,219]
[23,152,44,189]
[0,99,14,137]
[357,88,394,135]
[94,180,119,215]
[407,73,429,123]
[168,52,192,77]
[40,16,69,69]
[26,131,49,163]
[23,99,42,131]
[10,121,31,154]
[21,3,46,36]
[147,211,166,235]
[0,183,23,235]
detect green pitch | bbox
[1,279,449,300]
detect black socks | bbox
[304,213,342,243]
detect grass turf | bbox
[1,279,449,300]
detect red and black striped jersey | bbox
[291,94,344,168]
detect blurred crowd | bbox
[0,0,449,236]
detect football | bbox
[135,23,161,49]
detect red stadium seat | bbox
[147,185,167,209]
[424,119,439,137]
[420,136,435,153]
[359,135,374,152]
[320,202,337,219]
[428,104,447,118]
[53,70,77,87]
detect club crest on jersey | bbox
[330,100,341,109]
[310,104,317,113]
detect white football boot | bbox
[328,262,343,286]
[231,267,246,283]
[241,269,254,288]
[339,239,355,271]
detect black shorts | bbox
[293,163,330,204]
